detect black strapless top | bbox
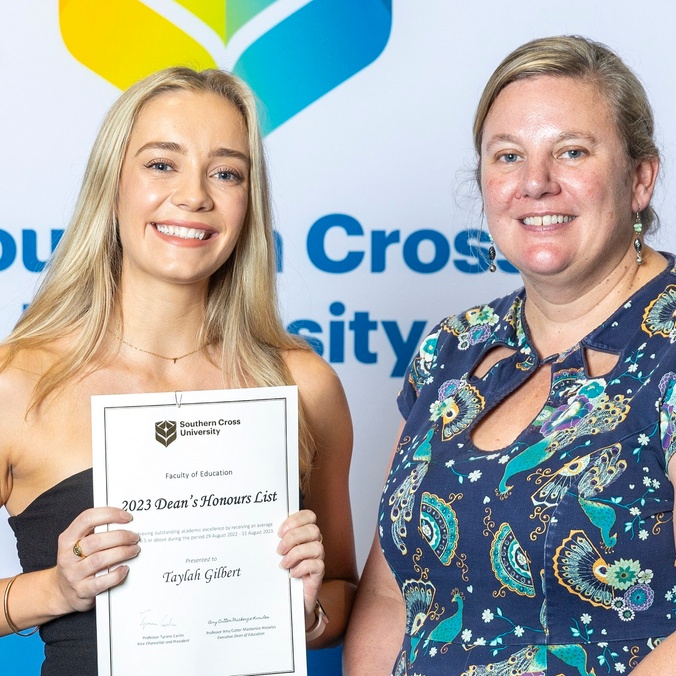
[8,469,96,675]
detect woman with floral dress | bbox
[345,35,676,675]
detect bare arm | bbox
[343,421,407,674]
[0,349,139,637]
[279,349,358,648]
[630,633,676,675]
[343,531,405,674]
[0,508,139,636]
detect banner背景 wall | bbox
[1,1,676,673]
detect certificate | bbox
[91,387,307,676]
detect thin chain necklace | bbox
[110,331,206,364]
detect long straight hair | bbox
[2,68,315,486]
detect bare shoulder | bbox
[0,341,69,431]
[282,347,353,455]
[0,343,48,504]
[283,347,348,411]
[0,344,40,409]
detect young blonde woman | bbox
[0,67,357,675]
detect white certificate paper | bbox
[91,387,307,676]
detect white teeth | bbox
[154,224,207,240]
[522,215,573,226]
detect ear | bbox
[631,156,659,212]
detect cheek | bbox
[236,193,249,219]
[482,174,514,213]
[118,172,164,217]
[222,192,249,227]
[117,183,144,221]
[570,172,624,217]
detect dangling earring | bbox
[633,212,644,265]
[487,236,497,273]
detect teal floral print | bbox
[380,259,676,675]
[642,284,676,340]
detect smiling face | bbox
[116,89,250,291]
[480,75,653,289]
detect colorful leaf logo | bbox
[59,0,392,133]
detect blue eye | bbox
[562,149,585,159]
[500,153,519,163]
[146,160,173,172]
[213,169,242,182]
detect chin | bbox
[517,248,578,276]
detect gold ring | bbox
[318,533,323,544]
[73,540,86,559]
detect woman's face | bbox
[480,75,653,289]
[116,89,250,290]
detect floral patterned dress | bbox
[379,258,676,675]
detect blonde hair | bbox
[473,35,660,231]
[2,67,315,485]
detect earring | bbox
[633,211,644,265]
[487,235,497,273]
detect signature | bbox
[139,609,178,630]
[207,614,270,626]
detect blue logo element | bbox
[233,0,393,132]
[61,0,393,134]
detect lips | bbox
[522,214,574,226]
[151,222,213,240]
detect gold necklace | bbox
[111,332,205,364]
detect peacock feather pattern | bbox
[430,378,485,443]
[529,444,626,546]
[462,645,546,675]
[380,265,676,674]
[489,522,536,597]
[497,381,630,496]
[389,428,434,555]
[419,491,460,565]
[402,578,436,636]
[553,530,614,608]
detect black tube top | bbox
[8,469,96,675]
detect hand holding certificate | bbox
[92,386,307,676]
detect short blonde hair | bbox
[473,35,659,231]
[4,67,315,484]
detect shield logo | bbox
[155,420,177,447]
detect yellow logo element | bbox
[60,0,218,90]
[59,0,393,133]
[174,0,225,39]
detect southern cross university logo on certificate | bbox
[155,420,177,447]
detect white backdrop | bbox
[1,0,676,595]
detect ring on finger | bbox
[73,540,86,559]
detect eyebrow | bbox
[484,130,599,151]
[483,134,520,151]
[134,141,250,165]
[555,131,599,145]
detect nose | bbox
[171,170,213,211]
[518,156,559,199]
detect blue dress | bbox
[379,258,676,675]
